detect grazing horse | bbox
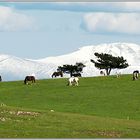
[0,75,2,82]
[133,70,139,80]
[116,71,121,78]
[100,71,105,76]
[71,73,81,77]
[24,76,36,85]
[52,71,63,78]
[68,77,79,86]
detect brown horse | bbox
[24,76,36,84]
[52,71,63,78]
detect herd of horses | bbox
[0,70,139,86]
[22,71,80,86]
[51,71,81,78]
[23,74,79,86]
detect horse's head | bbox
[24,76,27,84]
[52,72,56,78]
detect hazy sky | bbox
[0,2,140,59]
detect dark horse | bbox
[133,70,139,80]
[24,76,36,84]
[0,75,2,82]
[71,73,81,77]
[52,71,63,78]
[100,71,105,76]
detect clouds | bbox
[0,6,34,31]
[1,2,140,35]
[0,2,140,59]
[82,13,140,35]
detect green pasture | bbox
[0,74,140,138]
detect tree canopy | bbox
[91,52,129,75]
[57,62,86,77]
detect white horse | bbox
[116,71,121,78]
[68,77,79,86]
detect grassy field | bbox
[0,74,140,138]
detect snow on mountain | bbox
[0,42,140,81]
[0,54,56,81]
[37,42,140,77]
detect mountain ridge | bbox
[0,42,140,81]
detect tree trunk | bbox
[105,68,112,75]
[70,71,73,77]
[108,68,111,75]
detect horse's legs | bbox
[69,82,72,86]
[77,80,79,86]
[136,73,139,79]
[75,81,79,86]
[25,81,29,85]
[32,79,35,83]
[24,79,27,84]
[133,75,135,80]
[68,81,72,86]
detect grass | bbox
[0,74,140,138]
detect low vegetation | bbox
[0,74,140,138]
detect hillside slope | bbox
[0,75,140,138]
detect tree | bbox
[91,52,129,75]
[57,62,86,77]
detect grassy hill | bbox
[0,74,140,138]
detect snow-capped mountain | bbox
[1,42,140,81]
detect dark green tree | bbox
[91,52,129,75]
[57,62,86,77]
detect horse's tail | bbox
[24,77,27,84]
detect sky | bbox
[0,2,140,59]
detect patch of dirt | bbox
[16,111,39,116]
[94,130,122,138]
